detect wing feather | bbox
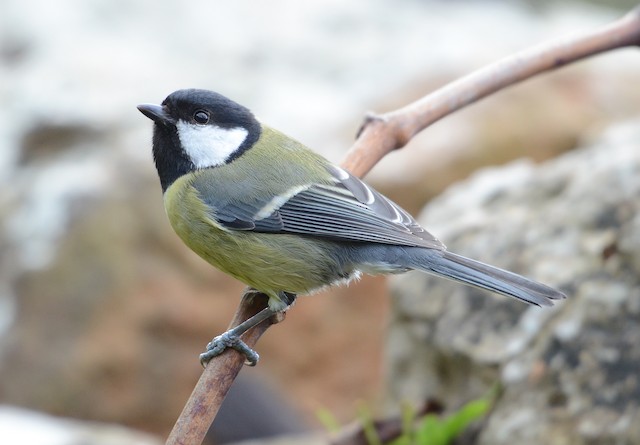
[213,164,444,250]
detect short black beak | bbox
[137,104,176,125]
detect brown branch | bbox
[165,7,640,445]
[342,6,640,178]
[165,292,284,445]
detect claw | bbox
[199,331,260,367]
[198,304,287,368]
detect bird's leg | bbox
[199,291,296,367]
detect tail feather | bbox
[420,251,566,307]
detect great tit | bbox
[137,89,565,366]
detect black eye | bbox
[193,110,209,124]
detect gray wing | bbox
[211,164,444,250]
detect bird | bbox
[137,88,566,366]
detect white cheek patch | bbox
[176,120,248,168]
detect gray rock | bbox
[386,121,640,444]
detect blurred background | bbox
[1,0,640,444]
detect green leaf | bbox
[357,402,382,445]
[388,436,411,445]
[400,402,416,442]
[415,415,448,445]
[440,399,489,441]
[315,407,341,434]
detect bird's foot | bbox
[199,331,260,367]
[198,293,296,368]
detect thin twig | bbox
[342,6,640,177]
[165,8,640,445]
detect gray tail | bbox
[418,251,566,307]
